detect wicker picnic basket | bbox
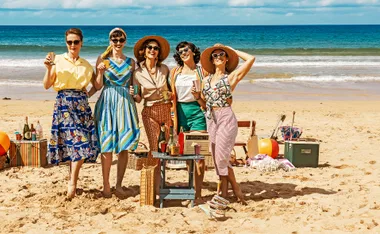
[127,142,149,170]
[140,165,156,206]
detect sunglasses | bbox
[66,40,81,46]
[211,51,226,59]
[111,38,126,44]
[177,47,190,55]
[146,45,160,51]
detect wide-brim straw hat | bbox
[133,35,170,61]
[200,43,239,74]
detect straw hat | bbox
[133,35,170,61]
[200,43,239,74]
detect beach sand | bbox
[0,99,379,233]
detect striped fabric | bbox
[141,103,172,166]
[94,57,140,154]
[207,107,238,176]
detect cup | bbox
[133,84,139,95]
[48,52,55,65]
[192,80,201,92]
[103,60,110,69]
[194,144,201,155]
[162,90,170,102]
[160,142,167,154]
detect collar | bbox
[63,53,83,64]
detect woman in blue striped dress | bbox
[93,28,140,198]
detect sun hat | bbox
[200,43,239,74]
[133,35,170,61]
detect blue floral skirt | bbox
[49,90,99,164]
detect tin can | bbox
[31,132,37,141]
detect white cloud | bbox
[1,0,379,9]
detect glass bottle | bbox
[168,126,178,156]
[157,123,166,153]
[35,121,43,140]
[178,126,184,155]
[23,116,31,140]
[30,124,36,141]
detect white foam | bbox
[2,55,380,68]
[254,76,380,83]
[0,79,42,87]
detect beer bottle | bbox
[30,124,37,141]
[168,126,179,156]
[23,116,31,140]
[157,123,166,153]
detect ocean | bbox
[1,25,380,100]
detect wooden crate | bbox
[9,140,47,167]
[140,165,156,206]
[0,156,6,170]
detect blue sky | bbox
[0,0,379,25]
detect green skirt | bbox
[177,101,207,132]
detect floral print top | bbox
[202,74,232,120]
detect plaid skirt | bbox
[49,90,99,164]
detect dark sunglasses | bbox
[111,38,126,44]
[66,40,81,46]
[211,51,226,58]
[146,45,160,51]
[177,47,190,55]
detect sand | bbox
[0,99,379,233]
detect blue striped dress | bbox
[94,57,140,153]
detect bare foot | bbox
[103,183,112,198]
[195,197,207,205]
[232,188,247,205]
[115,186,128,197]
[67,183,76,199]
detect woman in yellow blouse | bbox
[43,28,99,199]
[132,35,171,194]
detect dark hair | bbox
[173,41,201,67]
[136,39,163,66]
[110,30,126,39]
[65,28,83,41]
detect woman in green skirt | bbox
[169,41,208,200]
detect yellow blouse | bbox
[52,53,94,91]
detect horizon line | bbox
[1,24,380,26]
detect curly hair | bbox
[136,39,163,67]
[173,41,201,67]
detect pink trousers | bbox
[207,107,238,176]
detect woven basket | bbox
[204,154,214,170]
[140,165,156,206]
[127,142,149,171]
